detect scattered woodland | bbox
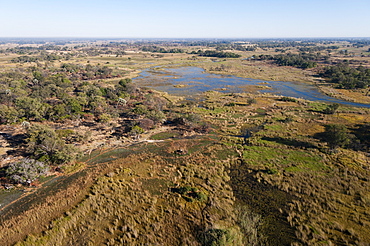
[0,38,369,245]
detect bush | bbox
[129,125,144,137]
[323,103,340,114]
[321,124,351,149]
[236,206,267,245]
[199,228,233,246]
[279,96,297,102]
[147,110,166,123]
[247,98,257,105]
[6,159,49,184]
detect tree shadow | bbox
[349,123,370,151]
[81,121,97,128]
[0,132,27,157]
[0,133,26,148]
[261,136,317,149]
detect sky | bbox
[0,0,369,38]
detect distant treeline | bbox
[320,63,370,89]
[256,53,320,69]
[298,46,339,52]
[140,46,184,53]
[214,44,257,52]
[255,41,317,49]
[11,53,68,63]
[190,50,241,58]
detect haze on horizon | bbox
[1,0,369,39]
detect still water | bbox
[134,66,370,108]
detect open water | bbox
[134,66,370,108]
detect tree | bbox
[321,124,351,149]
[129,125,144,139]
[26,124,79,164]
[15,97,49,121]
[0,104,19,124]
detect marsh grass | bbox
[8,135,242,246]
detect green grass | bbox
[0,189,24,208]
[308,102,328,112]
[243,146,325,172]
[264,124,284,132]
[149,131,179,140]
[231,114,246,119]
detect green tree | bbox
[0,104,19,124]
[15,97,49,121]
[129,125,144,139]
[322,124,351,149]
[26,124,79,164]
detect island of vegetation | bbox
[0,38,369,246]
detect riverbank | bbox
[318,85,370,105]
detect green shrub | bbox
[199,228,233,246]
[323,103,340,114]
[279,96,297,102]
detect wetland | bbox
[134,66,370,108]
[0,38,369,246]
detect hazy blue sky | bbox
[1,0,369,38]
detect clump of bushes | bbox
[323,103,339,114]
[279,96,297,102]
[170,186,207,202]
[199,228,234,246]
[6,158,49,184]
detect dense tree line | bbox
[255,41,317,49]
[256,53,319,69]
[0,65,177,183]
[11,53,69,63]
[190,50,241,58]
[273,53,318,68]
[140,46,184,53]
[213,44,256,52]
[320,63,370,89]
[298,46,339,52]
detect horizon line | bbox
[1,36,370,40]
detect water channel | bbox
[134,66,370,108]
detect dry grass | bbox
[5,138,243,246]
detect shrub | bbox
[323,103,340,114]
[279,96,297,102]
[6,159,49,184]
[97,113,112,123]
[247,98,257,105]
[321,124,351,149]
[129,125,144,138]
[199,228,233,246]
[236,206,267,245]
